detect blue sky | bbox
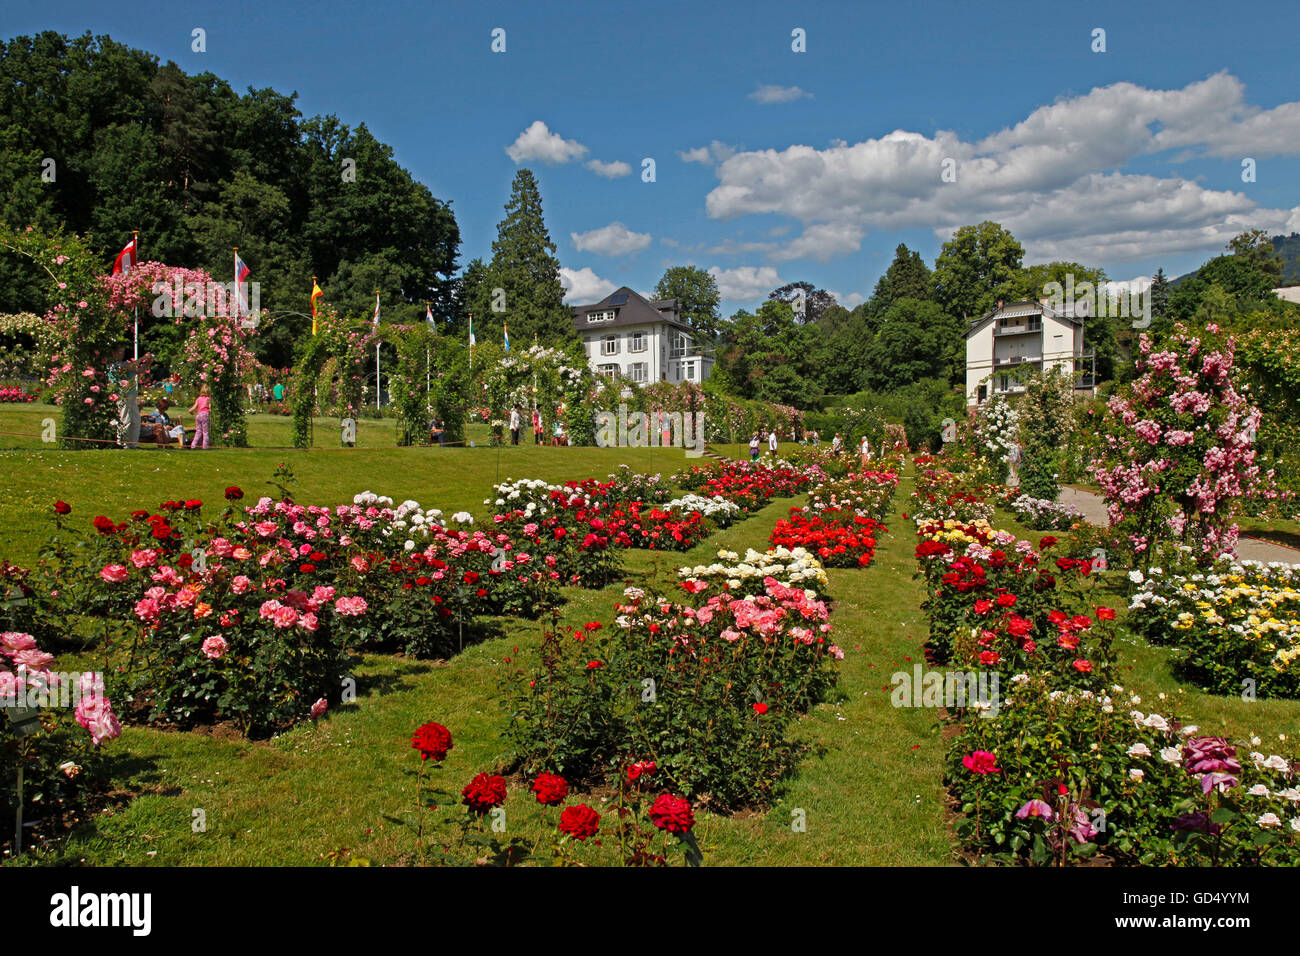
[10,0,1300,311]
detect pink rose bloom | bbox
[134,598,161,622]
[259,599,283,620]
[312,585,336,603]
[350,556,370,574]
[720,628,742,642]
[309,698,328,719]
[231,575,253,594]
[254,521,278,538]
[173,588,197,609]
[100,564,129,583]
[13,648,55,669]
[79,671,105,696]
[334,596,368,616]
[130,549,158,569]
[201,635,228,659]
[272,605,299,628]
[298,612,319,632]
[2,632,38,652]
[75,696,122,746]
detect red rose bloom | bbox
[1096,607,1116,621]
[753,702,768,715]
[224,486,244,500]
[586,660,603,670]
[411,721,453,762]
[1072,659,1093,673]
[130,509,149,521]
[1039,536,1058,548]
[530,772,569,806]
[462,772,507,814]
[649,793,695,834]
[558,803,600,841]
[54,500,71,515]
[184,499,202,511]
[92,515,115,534]
[299,564,315,573]
[627,760,656,782]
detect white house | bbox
[964,298,1090,410]
[571,287,713,386]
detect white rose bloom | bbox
[1257,813,1282,828]
[1127,743,1152,758]
[1159,747,1182,764]
[1248,784,1271,797]
[1129,769,1144,782]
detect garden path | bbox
[1058,486,1300,565]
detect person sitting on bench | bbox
[429,418,446,446]
[144,398,186,447]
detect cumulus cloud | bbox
[571,222,652,256]
[506,121,588,164]
[586,159,632,178]
[707,265,783,302]
[749,84,812,105]
[701,73,1300,265]
[560,266,617,303]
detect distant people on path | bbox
[749,432,761,461]
[552,419,565,446]
[860,435,872,470]
[510,406,522,445]
[768,429,778,455]
[273,381,285,404]
[532,407,542,444]
[811,429,820,447]
[189,384,212,450]
[831,433,843,456]
[107,347,141,449]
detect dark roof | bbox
[571,287,691,333]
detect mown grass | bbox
[1,405,953,866]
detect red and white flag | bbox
[234,252,252,315]
[111,238,136,275]
[372,292,381,328]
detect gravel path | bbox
[1058,486,1300,565]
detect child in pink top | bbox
[189,384,212,449]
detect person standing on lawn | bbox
[860,435,872,470]
[532,407,542,444]
[749,432,760,461]
[509,406,522,445]
[189,384,212,449]
[767,428,778,455]
[107,346,141,448]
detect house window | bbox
[601,335,618,356]
[669,332,691,359]
[630,331,647,352]
[629,362,647,383]
[586,310,615,324]
[598,364,619,379]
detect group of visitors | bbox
[107,346,212,450]
[510,405,568,446]
[251,381,287,407]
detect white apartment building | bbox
[571,287,713,385]
[964,298,1091,409]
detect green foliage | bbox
[654,266,721,339]
[0,30,460,370]
[933,221,1025,320]
[484,169,572,346]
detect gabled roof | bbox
[964,298,1084,339]
[571,286,692,333]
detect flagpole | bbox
[233,246,239,319]
[425,300,431,401]
[374,290,381,410]
[132,230,139,360]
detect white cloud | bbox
[505,121,588,164]
[707,265,783,302]
[749,84,812,105]
[586,159,632,178]
[560,267,617,303]
[1102,276,1152,297]
[678,141,737,165]
[829,290,867,308]
[570,222,652,256]
[772,222,865,262]
[700,73,1300,265]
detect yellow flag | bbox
[311,281,323,335]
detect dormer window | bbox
[586,310,616,324]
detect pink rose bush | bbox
[1091,325,1270,564]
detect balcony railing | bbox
[994,321,1042,336]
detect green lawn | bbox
[0,405,956,866]
[5,401,1295,866]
